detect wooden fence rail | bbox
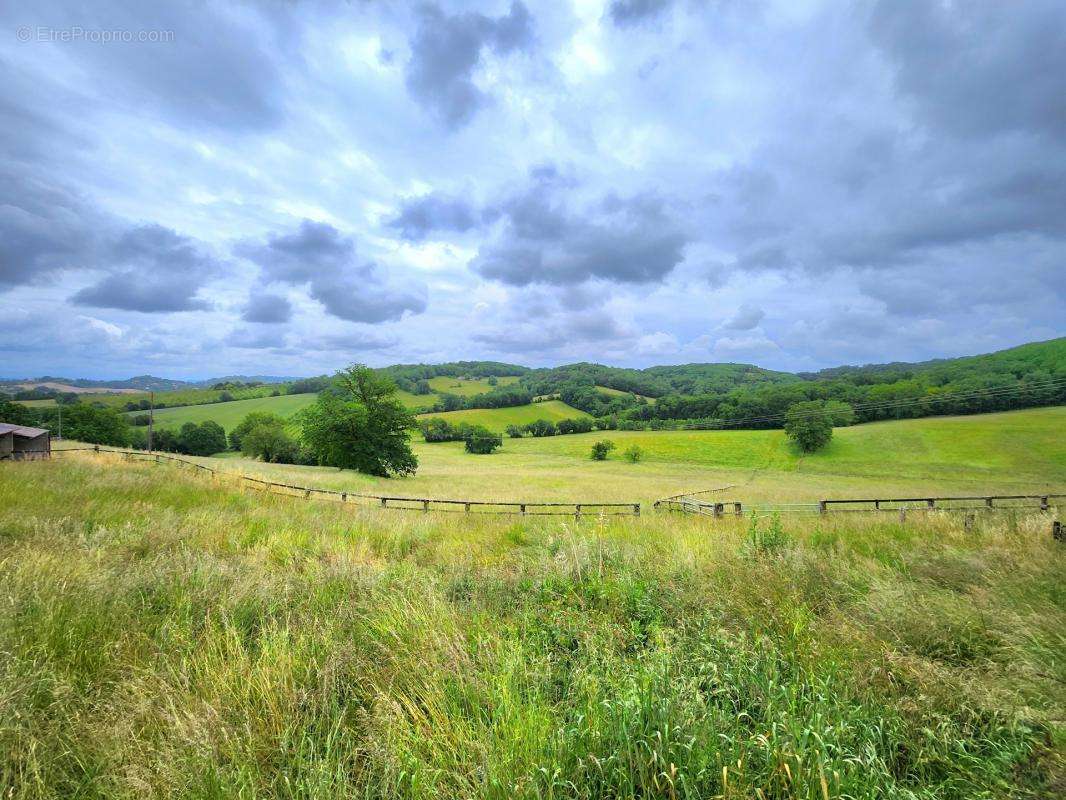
[47,447,642,517]
[818,494,1065,514]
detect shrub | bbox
[623,444,644,463]
[744,511,791,556]
[505,424,524,438]
[784,401,833,452]
[463,425,502,454]
[590,440,616,460]
[420,417,459,443]
[525,419,557,437]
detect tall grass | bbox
[0,455,1062,798]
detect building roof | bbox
[0,423,50,438]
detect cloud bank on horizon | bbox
[1,0,1064,379]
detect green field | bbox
[418,399,589,430]
[1,444,1062,796]
[15,398,57,408]
[595,385,655,403]
[98,406,1066,506]
[427,375,520,397]
[141,393,319,432]
[94,384,283,411]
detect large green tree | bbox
[300,365,418,476]
[783,401,833,452]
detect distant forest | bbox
[368,338,1066,428]
[3,339,1064,436]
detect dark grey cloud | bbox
[388,192,480,241]
[404,1,534,128]
[309,272,427,324]
[608,0,674,27]
[0,174,101,288]
[237,220,352,283]
[242,292,293,324]
[238,220,427,324]
[7,1,289,132]
[473,176,689,286]
[69,225,220,313]
[869,0,1066,140]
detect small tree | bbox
[784,401,833,452]
[178,421,227,456]
[505,424,523,438]
[623,444,644,463]
[590,440,616,460]
[243,422,301,463]
[487,376,498,386]
[419,417,458,442]
[230,411,288,450]
[463,425,502,454]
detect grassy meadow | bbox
[426,375,520,397]
[138,393,319,432]
[101,406,1066,506]
[418,399,589,431]
[0,453,1063,797]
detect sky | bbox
[1,0,1064,380]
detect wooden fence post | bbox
[734,502,742,517]
[964,513,975,532]
[520,504,526,515]
[341,492,347,503]
[634,503,641,516]
[985,497,994,509]
[1053,520,1063,542]
[575,504,582,520]
[713,502,724,518]
[898,507,906,524]
[926,499,935,510]
[818,501,827,515]
[1040,496,1049,512]
[422,500,429,513]
[380,497,387,508]
[464,502,471,513]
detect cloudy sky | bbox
[2,0,1064,379]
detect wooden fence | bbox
[655,497,744,517]
[47,447,642,517]
[817,494,1064,514]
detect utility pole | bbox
[148,391,154,452]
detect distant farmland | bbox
[417,399,589,431]
[138,393,318,432]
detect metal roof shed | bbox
[0,423,51,460]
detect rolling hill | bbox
[417,400,589,430]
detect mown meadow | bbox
[0,454,1062,798]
